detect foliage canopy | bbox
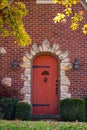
[53,0,87,34]
[0,0,31,46]
[1,0,87,46]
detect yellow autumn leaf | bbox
[64,8,72,16]
[53,13,65,23]
[79,11,84,16]
[70,23,79,30]
[82,24,87,34]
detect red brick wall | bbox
[0,0,87,99]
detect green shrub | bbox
[60,98,86,121]
[0,99,4,119]
[84,96,87,104]
[15,102,31,120]
[84,96,87,119]
[0,107,4,119]
[0,98,18,120]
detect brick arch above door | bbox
[20,39,72,104]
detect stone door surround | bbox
[20,39,72,104]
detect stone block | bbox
[0,47,7,55]
[24,68,31,74]
[24,74,31,80]
[39,45,43,52]
[60,93,71,99]
[20,62,31,68]
[42,39,50,47]
[32,44,39,53]
[22,100,31,104]
[1,77,11,87]
[60,62,70,68]
[23,56,30,63]
[60,70,65,76]
[21,87,31,94]
[60,85,68,92]
[24,94,31,101]
[59,51,68,60]
[21,74,30,81]
[55,50,62,56]
[42,39,50,51]
[24,80,31,86]
[61,58,70,63]
[48,46,52,52]
[25,53,33,60]
[60,76,70,86]
[60,63,72,71]
[52,43,59,52]
[30,49,36,56]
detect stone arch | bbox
[20,39,72,104]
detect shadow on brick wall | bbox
[0,85,18,98]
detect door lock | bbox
[43,77,48,82]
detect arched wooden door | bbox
[32,54,59,115]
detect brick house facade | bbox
[0,0,87,116]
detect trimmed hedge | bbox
[60,98,86,121]
[0,98,18,120]
[0,106,4,119]
[15,102,31,120]
[84,96,87,119]
[84,96,87,104]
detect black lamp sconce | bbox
[12,60,19,69]
[73,58,80,70]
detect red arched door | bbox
[32,54,59,115]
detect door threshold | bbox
[31,114,60,119]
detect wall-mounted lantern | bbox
[73,58,80,70]
[12,60,19,69]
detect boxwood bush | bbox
[0,97,18,120]
[84,96,87,119]
[60,98,86,121]
[84,96,87,104]
[15,102,31,120]
[0,106,4,119]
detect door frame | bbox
[20,39,71,119]
[31,53,60,118]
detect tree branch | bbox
[8,0,14,5]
